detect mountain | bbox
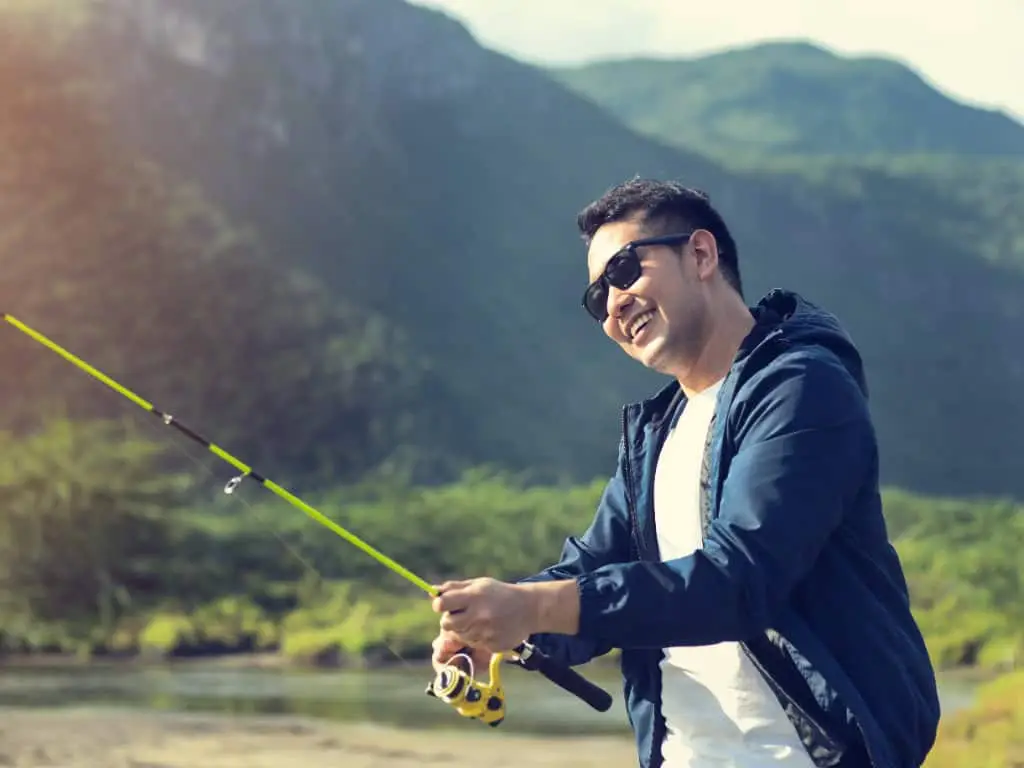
[550,42,1024,276]
[2,3,1024,501]
[0,24,432,485]
[550,41,1024,159]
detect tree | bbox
[0,418,193,644]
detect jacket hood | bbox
[630,289,867,426]
[751,289,867,396]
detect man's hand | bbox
[430,628,492,674]
[431,577,581,654]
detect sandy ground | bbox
[0,708,638,768]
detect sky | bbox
[408,0,1024,122]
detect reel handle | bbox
[513,642,613,712]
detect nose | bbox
[606,286,633,322]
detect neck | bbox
[674,290,754,398]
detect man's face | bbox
[585,218,710,375]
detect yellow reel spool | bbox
[426,651,507,726]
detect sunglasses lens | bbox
[605,252,641,289]
[584,283,608,320]
[582,252,642,321]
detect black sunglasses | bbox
[581,232,692,322]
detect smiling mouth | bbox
[626,310,655,340]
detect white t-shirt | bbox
[653,379,816,768]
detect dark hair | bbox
[576,178,743,298]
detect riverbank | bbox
[0,650,294,669]
[0,707,638,768]
[0,648,1003,693]
[1,670,1020,767]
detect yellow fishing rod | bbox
[2,312,613,725]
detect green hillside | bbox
[1,3,1023,501]
[550,41,1024,158]
[725,154,1024,273]
[550,43,1024,274]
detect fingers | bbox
[431,578,511,651]
[434,580,470,593]
[440,618,496,651]
[429,579,512,678]
[436,607,472,643]
[439,609,465,633]
[439,604,493,638]
[432,630,462,656]
[432,577,498,616]
[431,581,471,614]
[431,630,467,671]
[430,633,494,675]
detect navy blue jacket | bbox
[523,290,940,768]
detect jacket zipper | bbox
[697,406,852,767]
[621,406,642,560]
[624,404,679,767]
[738,640,844,762]
[621,406,661,767]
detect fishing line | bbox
[129,422,417,668]
[1,313,435,595]
[2,312,426,666]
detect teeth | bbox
[628,311,654,339]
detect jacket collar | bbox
[622,289,800,434]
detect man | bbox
[431,179,940,767]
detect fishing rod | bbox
[1,313,613,726]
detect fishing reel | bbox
[425,642,613,727]
[425,649,508,727]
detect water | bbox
[0,659,977,736]
[0,660,633,736]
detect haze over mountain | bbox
[551,41,1024,158]
[2,1,1022,500]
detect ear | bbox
[690,229,720,281]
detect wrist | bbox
[523,579,580,636]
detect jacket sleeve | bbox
[573,348,876,649]
[517,445,635,666]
